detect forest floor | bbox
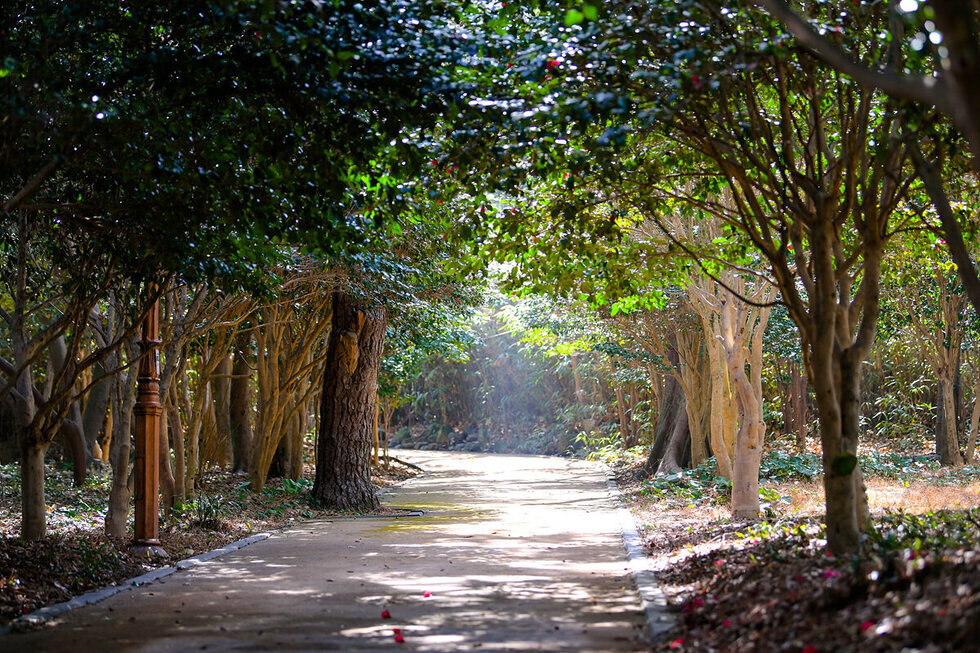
[616,443,980,652]
[0,456,420,626]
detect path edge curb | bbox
[1,531,272,634]
[606,475,674,642]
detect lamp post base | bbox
[130,540,166,558]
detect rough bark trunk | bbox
[642,345,690,477]
[230,330,253,474]
[310,293,387,511]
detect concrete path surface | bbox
[2,451,650,652]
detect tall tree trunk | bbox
[642,344,690,477]
[168,386,186,510]
[791,362,807,451]
[230,330,253,473]
[20,440,47,541]
[966,374,980,464]
[310,293,387,511]
[105,355,139,538]
[212,352,232,465]
[81,362,112,462]
[728,357,763,519]
[158,408,176,516]
[288,410,305,480]
[937,368,964,466]
[615,384,632,448]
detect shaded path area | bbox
[2,451,649,651]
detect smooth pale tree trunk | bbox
[728,357,763,518]
[311,293,387,511]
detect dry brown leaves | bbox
[616,464,980,653]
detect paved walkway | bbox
[2,451,650,651]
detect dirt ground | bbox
[617,462,980,652]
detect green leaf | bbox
[583,4,598,21]
[565,9,585,26]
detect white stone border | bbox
[606,476,674,641]
[2,532,272,633]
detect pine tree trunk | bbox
[310,293,387,511]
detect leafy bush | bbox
[759,450,820,481]
[868,507,980,554]
[639,458,732,507]
[860,452,938,479]
[189,494,225,529]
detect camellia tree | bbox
[1,0,478,538]
[448,0,926,553]
[754,0,980,321]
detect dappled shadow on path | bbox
[0,452,647,652]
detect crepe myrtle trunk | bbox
[310,293,387,512]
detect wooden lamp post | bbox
[132,295,165,556]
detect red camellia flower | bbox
[381,610,391,619]
[861,621,875,632]
[424,591,431,598]
[545,59,560,71]
[394,633,405,643]
[691,74,703,90]
[802,646,817,653]
[669,639,684,649]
